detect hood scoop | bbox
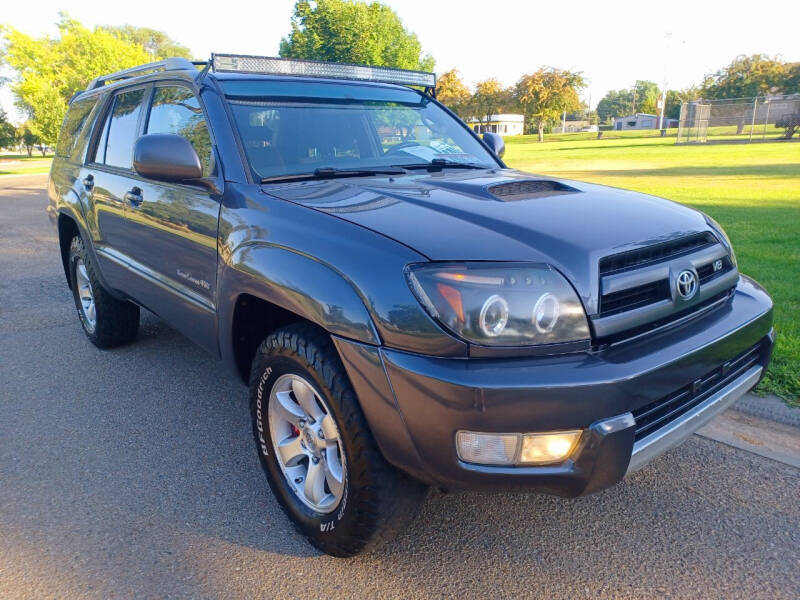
[488,180,578,201]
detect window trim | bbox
[55,96,100,161]
[144,81,217,179]
[85,79,222,196]
[86,82,152,173]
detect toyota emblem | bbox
[676,269,698,300]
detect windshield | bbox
[222,80,498,181]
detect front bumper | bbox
[333,276,774,497]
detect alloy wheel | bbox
[268,373,346,513]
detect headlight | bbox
[704,214,737,267]
[406,262,590,346]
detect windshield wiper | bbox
[392,158,490,171]
[261,166,407,184]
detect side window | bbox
[146,86,213,177]
[93,88,147,169]
[55,97,97,160]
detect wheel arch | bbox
[220,243,381,383]
[57,212,81,289]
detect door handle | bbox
[124,187,143,207]
[82,174,94,191]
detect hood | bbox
[262,169,712,313]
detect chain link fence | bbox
[677,94,800,143]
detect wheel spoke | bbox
[77,263,89,282]
[292,379,322,420]
[324,450,344,499]
[86,303,96,323]
[268,373,346,514]
[276,435,306,466]
[320,414,339,444]
[274,390,304,426]
[304,459,327,505]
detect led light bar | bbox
[211,53,436,88]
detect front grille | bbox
[597,289,733,345]
[631,343,762,442]
[599,232,718,276]
[595,232,737,324]
[697,256,733,284]
[600,280,670,316]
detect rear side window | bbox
[55,97,97,160]
[146,86,213,177]
[93,88,147,169]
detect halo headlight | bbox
[406,263,589,347]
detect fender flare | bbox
[218,243,381,369]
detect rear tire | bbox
[68,236,139,348]
[249,322,427,557]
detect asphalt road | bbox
[1,174,798,600]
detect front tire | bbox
[249,323,427,557]
[68,236,139,348]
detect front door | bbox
[117,83,221,353]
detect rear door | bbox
[84,85,150,291]
[117,83,221,353]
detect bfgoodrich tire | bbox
[68,235,139,348]
[249,322,427,557]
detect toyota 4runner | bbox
[48,54,774,556]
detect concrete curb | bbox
[734,393,800,428]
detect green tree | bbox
[436,69,470,117]
[18,123,39,156]
[279,0,434,71]
[1,16,152,146]
[470,78,512,126]
[102,25,192,60]
[0,108,17,149]
[664,87,701,121]
[514,68,585,141]
[632,80,659,115]
[787,62,800,93]
[701,54,794,99]
[596,89,632,122]
[596,81,660,123]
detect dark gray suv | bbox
[48,54,774,556]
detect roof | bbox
[74,54,436,101]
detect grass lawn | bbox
[503,135,800,405]
[0,154,52,176]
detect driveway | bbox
[1,174,798,599]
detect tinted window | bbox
[146,86,213,177]
[55,97,97,159]
[229,99,496,181]
[223,81,497,181]
[102,88,147,169]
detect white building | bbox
[614,113,659,130]
[468,114,524,136]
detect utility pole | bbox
[562,108,566,133]
[658,32,672,130]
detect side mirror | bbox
[482,132,505,159]
[133,134,202,182]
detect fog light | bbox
[456,431,517,465]
[519,431,582,465]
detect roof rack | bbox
[86,57,198,90]
[210,53,437,94]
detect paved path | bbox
[1,175,798,599]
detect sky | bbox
[2,0,799,123]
